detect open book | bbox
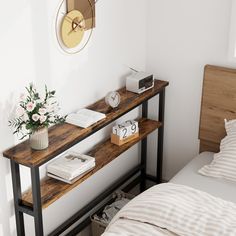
[66,108,106,128]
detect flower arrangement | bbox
[9,83,66,140]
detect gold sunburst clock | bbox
[56,0,96,54]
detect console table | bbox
[3,79,169,236]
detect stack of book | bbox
[47,151,95,184]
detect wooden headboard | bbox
[199,65,236,153]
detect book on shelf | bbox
[47,151,95,183]
[47,167,95,184]
[66,108,106,128]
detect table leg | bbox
[157,88,165,184]
[11,160,25,236]
[140,100,148,191]
[31,167,44,236]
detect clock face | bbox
[61,10,85,48]
[105,91,121,108]
[55,0,95,54]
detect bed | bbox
[102,65,236,236]
[170,151,236,203]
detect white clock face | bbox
[105,91,121,108]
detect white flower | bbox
[49,116,55,122]
[39,115,47,124]
[22,113,29,122]
[32,114,40,122]
[39,108,47,115]
[26,102,36,112]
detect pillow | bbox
[199,119,236,182]
[225,118,236,135]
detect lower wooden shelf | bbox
[22,118,161,209]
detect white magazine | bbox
[47,167,95,184]
[48,161,95,180]
[66,108,106,128]
[47,151,95,180]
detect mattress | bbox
[103,153,236,235]
[170,151,236,203]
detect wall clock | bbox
[55,0,97,54]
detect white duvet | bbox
[102,183,236,236]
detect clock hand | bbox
[111,95,117,101]
[65,14,85,26]
[63,0,101,31]
[78,18,85,29]
[73,19,85,30]
[68,19,85,35]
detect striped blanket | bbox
[102,183,236,236]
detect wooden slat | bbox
[199,65,236,152]
[22,118,161,209]
[3,80,168,167]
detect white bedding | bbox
[103,183,236,236]
[102,152,236,235]
[170,152,236,203]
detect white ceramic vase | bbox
[30,127,49,150]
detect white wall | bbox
[2,0,236,235]
[0,0,147,235]
[146,0,236,180]
[229,0,236,62]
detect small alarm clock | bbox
[105,91,121,108]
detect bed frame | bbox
[199,65,236,153]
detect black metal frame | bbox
[10,88,166,236]
[157,89,165,184]
[140,100,148,192]
[11,161,25,236]
[31,167,44,236]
